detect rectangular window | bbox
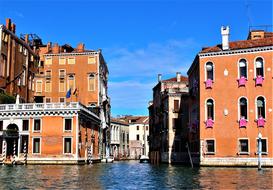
[88,56,96,64]
[174,100,179,112]
[59,57,66,65]
[88,74,95,91]
[64,118,72,131]
[22,120,29,131]
[22,70,26,86]
[123,133,125,143]
[60,97,65,103]
[45,80,51,92]
[59,79,66,92]
[239,139,249,154]
[36,81,42,93]
[136,134,139,141]
[0,54,7,77]
[67,75,75,90]
[59,69,66,78]
[33,119,41,132]
[68,57,75,64]
[45,57,52,65]
[45,70,51,78]
[137,126,139,130]
[146,126,148,131]
[20,135,29,153]
[33,138,40,154]
[257,139,267,154]
[206,140,215,153]
[0,120,3,131]
[64,138,72,154]
[45,98,51,103]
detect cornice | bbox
[199,46,273,58]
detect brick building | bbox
[0,18,39,103]
[149,73,189,164]
[34,42,111,159]
[187,27,273,166]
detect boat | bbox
[139,155,150,163]
[101,157,114,163]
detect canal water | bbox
[0,161,272,189]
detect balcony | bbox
[205,79,213,89]
[205,118,214,128]
[237,77,247,87]
[255,75,264,86]
[239,117,247,127]
[256,116,266,127]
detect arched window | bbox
[255,58,264,77]
[239,97,247,119]
[206,99,214,120]
[239,59,247,78]
[257,97,265,118]
[206,62,214,80]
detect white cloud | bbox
[105,38,199,116]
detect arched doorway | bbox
[3,124,19,159]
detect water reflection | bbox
[0,161,272,189]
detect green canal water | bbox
[0,161,272,189]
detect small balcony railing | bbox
[239,117,247,127]
[205,118,214,128]
[237,76,247,87]
[256,116,266,127]
[205,79,213,89]
[255,75,264,86]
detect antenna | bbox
[245,0,253,30]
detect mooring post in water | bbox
[23,141,27,165]
[186,143,193,168]
[12,140,16,165]
[258,132,262,170]
[2,141,6,165]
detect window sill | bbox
[255,152,268,155]
[33,131,41,133]
[64,130,72,132]
[205,152,215,155]
[237,152,250,155]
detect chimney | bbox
[158,74,162,82]
[46,42,52,52]
[52,43,59,54]
[221,26,230,50]
[77,43,85,52]
[24,34,29,44]
[5,18,11,30]
[176,72,181,82]
[11,23,16,33]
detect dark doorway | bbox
[4,124,19,159]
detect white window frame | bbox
[238,138,250,155]
[59,57,66,65]
[237,58,248,79]
[45,56,52,65]
[45,79,52,92]
[88,56,96,64]
[32,118,42,133]
[63,137,73,154]
[255,95,266,119]
[67,57,75,65]
[35,80,43,93]
[22,119,29,132]
[88,73,96,91]
[205,138,216,154]
[63,117,73,132]
[67,74,75,90]
[256,137,268,155]
[204,61,215,81]
[237,96,249,121]
[254,56,265,78]
[32,137,41,154]
[205,98,215,121]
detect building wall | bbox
[199,51,273,159]
[0,19,39,103]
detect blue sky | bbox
[0,0,272,116]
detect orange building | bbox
[34,42,111,159]
[188,27,273,166]
[0,102,100,164]
[0,18,39,103]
